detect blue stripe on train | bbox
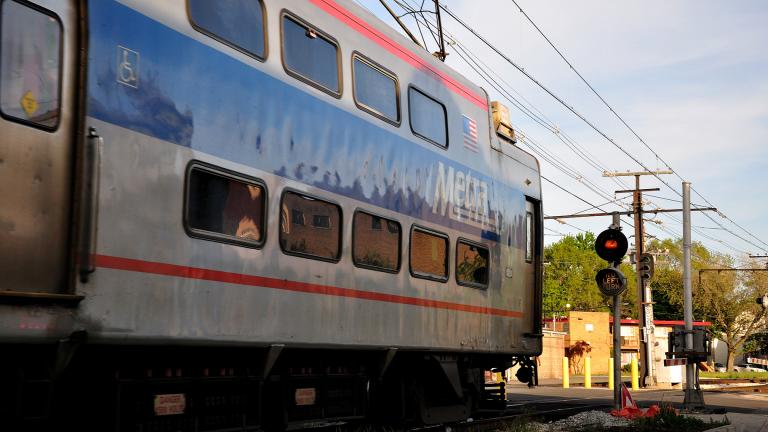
[87,0,530,245]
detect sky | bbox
[356,0,768,260]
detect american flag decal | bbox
[463,115,479,152]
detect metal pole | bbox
[682,182,704,408]
[610,212,622,409]
[613,293,622,409]
[683,182,693,389]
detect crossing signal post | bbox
[595,214,628,410]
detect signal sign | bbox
[595,229,628,263]
[595,228,629,296]
[596,267,627,296]
[639,253,654,281]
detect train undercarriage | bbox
[1,333,537,431]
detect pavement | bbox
[505,377,768,431]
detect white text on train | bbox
[432,162,491,228]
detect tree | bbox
[649,239,768,370]
[544,232,637,319]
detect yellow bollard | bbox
[631,357,639,390]
[562,357,569,388]
[584,356,591,389]
[608,358,614,390]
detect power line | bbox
[504,0,768,253]
[374,0,762,254]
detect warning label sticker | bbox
[20,90,38,117]
[295,388,316,406]
[154,393,186,416]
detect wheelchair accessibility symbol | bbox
[117,46,139,88]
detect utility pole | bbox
[604,170,673,387]
[682,182,705,408]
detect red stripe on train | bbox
[93,254,524,318]
[310,0,488,111]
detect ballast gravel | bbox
[526,410,631,431]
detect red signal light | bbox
[604,239,618,250]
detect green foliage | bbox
[647,238,768,369]
[544,232,637,317]
[629,405,727,432]
[700,371,768,379]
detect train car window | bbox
[410,227,449,281]
[291,209,305,226]
[282,13,341,97]
[185,164,267,248]
[353,211,401,273]
[408,87,447,148]
[0,0,62,130]
[352,54,399,124]
[280,191,341,261]
[312,215,331,229]
[456,240,489,288]
[525,211,533,262]
[188,0,266,60]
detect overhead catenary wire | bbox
[363,0,758,254]
[504,0,768,253]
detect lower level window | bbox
[280,191,341,261]
[353,211,400,272]
[186,164,266,247]
[410,227,448,281]
[456,240,489,288]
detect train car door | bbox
[524,198,542,335]
[0,0,78,294]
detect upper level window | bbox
[282,14,340,97]
[188,0,266,60]
[408,87,447,148]
[185,164,267,248]
[0,0,61,129]
[410,227,448,281]
[353,54,399,124]
[525,211,534,262]
[353,211,401,273]
[456,240,489,288]
[280,191,341,261]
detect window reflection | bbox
[353,212,400,272]
[0,0,61,128]
[187,167,265,245]
[283,15,339,94]
[189,0,265,59]
[457,241,489,287]
[409,88,447,147]
[410,228,448,279]
[353,56,398,122]
[280,192,341,260]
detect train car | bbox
[0,0,543,430]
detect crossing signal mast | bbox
[594,213,628,410]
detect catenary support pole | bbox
[683,182,705,409]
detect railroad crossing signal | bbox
[596,267,627,296]
[594,228,628,264]
[638,253,654,281]
[594,228,629,296]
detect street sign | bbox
[596,267,627,296]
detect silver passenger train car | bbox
[0,0,543,429]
